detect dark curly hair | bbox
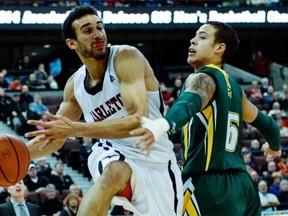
[62,4,99,40]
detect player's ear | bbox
[66,38,77,50]
[215,43,226,54]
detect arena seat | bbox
[63,138,81,170]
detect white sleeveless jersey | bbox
[74,45,175,163]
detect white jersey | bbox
[73,45,183,216]
[74,45,175,164]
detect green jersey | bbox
[182,64,246,177]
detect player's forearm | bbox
[250,111,280,151]
[164,92,202,131]
[74,115,141,139]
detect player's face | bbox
[72,14,108,60]
[187,24,219,70]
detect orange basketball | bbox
[0,133,30,187]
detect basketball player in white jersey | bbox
[25,5,183,216]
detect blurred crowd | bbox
[0,160,82,215]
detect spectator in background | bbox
[258,180,280,212]
[49,162,74,195]
[25,73,46,90]
[262,85,275,110]
[0,87,13,124]
[250,170,261,187]
[260,77,269,95]
[249,139,263,157]
[269,171,282,196]
[274,114,288,138]
[39,183,63,216]
[268,102,282,118]
[247,81,263,106]
[243,151,257,171]
[170,76,183,105]
[60,193,80,216]
[36,156,52,178]
[277,179,288,206]
[20,55,33,70]
[19,85,34,112]
[0,73,9,90]
[159,82,172,108]
[18,55,33,83]
[250,50,271,77]
[63,184,83,206]
[0,180,42,216]
[33,62,59,90]
[278,84,288,102]
[23,163,49,193]
[262,160,278,187]
[271,91,285,110]
[10,76,23,91]
[27,94,49,120]
[9,93,28,135]
[0,69,13,84]
[277,152,288,177]
[278,84,288,101]
[33,63,49,86]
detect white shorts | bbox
[88,140,183,216]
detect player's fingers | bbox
[132,137,145,148]
[129,128,146,136]
[25,130,47,138]
[27,120,43,126]
[45,112,61,121]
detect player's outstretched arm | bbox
[131,73,215,151]
[242,92,281,159]
[26,74,83,159]
[25,112,141,140]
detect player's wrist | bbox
[141,117,170,141]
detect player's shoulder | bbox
[185,72,216,92]
[114,44,141,58]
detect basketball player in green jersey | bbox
[130,21,281,215]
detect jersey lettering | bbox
[89,93,124,121]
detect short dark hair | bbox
[62,4,99,40]
[206,21,240,63]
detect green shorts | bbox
[183,171,261,216]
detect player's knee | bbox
[105,160,132,182]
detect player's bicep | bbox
[116,47,148,116]
[120,76,147,116]
[57,74,82,121]
[184,73,216,109]
[242,92,258,123]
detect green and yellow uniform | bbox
[181,64,261,216]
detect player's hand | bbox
[129,115,155,155]
[130,116,170,155]
[261,142,281,161]
[25,112,74,141]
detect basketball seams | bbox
[0,134,30,187]
[6,135,21,184]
